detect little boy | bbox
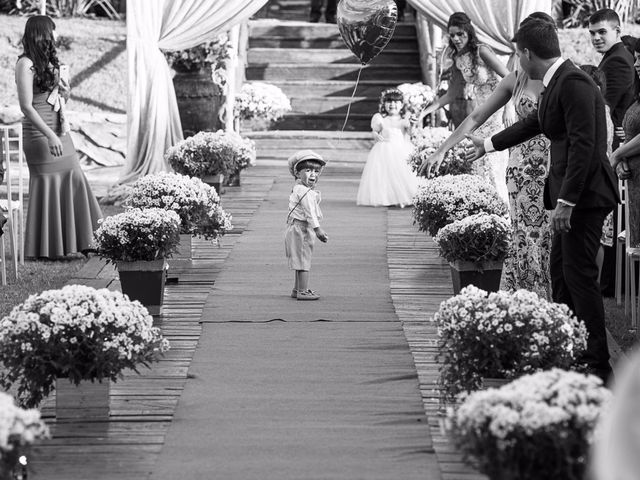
[285,150,329,301]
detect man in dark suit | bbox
[589,9,635,297]
[590,8,635,150]
[468,19,620,383]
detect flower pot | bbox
[481,377,511,390]
[225,169,241,187]
[172,64,223,137]
[55,378,110,421]
[201,174,224,195]
[116,259,167,315]
[167,234,192,283]
[449,260,503,294]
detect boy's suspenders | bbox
[286,187,313,224]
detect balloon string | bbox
[341,64,364,132]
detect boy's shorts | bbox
[285,219,315,270]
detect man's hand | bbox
[551,202,573,235]
[464,134,486,162]
[314,227,329,243]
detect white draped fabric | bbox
[122,0,267,185]
[407,0,551,57]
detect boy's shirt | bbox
[288,182,322,228]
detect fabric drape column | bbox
[121,0,268,186]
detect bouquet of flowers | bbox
[166,130,256,177]
[451,369,611,480]
[434,213,512,264]
[434,286,588,399]
[93,208,181,263]
[412,174,507,236]
[407,140,474,177]
[234,82,292,124]
[397,82,436,122]
[0,285,170,408]
[0,392,49,478]
[164,35,232,76]
[127,172,233,241]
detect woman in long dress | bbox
[418,12,555,299]
[610,40,640,249]
[420,11,510,201]
[16,15,102,259]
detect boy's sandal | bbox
[291,289,298,298]
[297,289,320,301]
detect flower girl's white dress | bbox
[356,113,418,207]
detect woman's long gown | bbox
[500,72,552,299]
[356,113,419,207]
[455,48,509,203]
[622,100,640,248]
[22,80,102,258]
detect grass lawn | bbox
[0,14,126,114]
[0,203,124,320]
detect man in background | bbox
[589,8,635,298]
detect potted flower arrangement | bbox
[163,35,233,135]
[127,172,233,279]
[0,392,49,480]
[433,286,588,399]
[450,369,611,480]
[93,208,181,314]
[0,285,170,415]
[434,213,512,293]
[407,139,474,177]
[165,130,256,193]
[396,82,436,126]
[234,81,292,131]
[412,174,508,236]
[410,125,451,148]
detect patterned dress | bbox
[500,72,552,299]
[622,100,640,248]
[455,47,509,203]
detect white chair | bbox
[616,179,626,305]
[623,183,640,329]
[0,124,25,284]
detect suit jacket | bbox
[492,60,619,211]
[598,42,635,130]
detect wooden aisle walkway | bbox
[387,208,486,480]
[28,168,275,480]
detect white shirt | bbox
[288,182,323,229]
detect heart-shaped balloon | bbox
[337,0,398,66]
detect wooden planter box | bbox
[201,174,224,195]
[449,260,503,294]
[167,234,193,283]
[116,259,167,315]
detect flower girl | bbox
[356,88,419,207]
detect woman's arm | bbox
[16,57,63,156]
[419,89,453,122]
[609,132,640,169]
[418,72,516,176]
[479,45,510,78]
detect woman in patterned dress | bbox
[419,12,510,201]
[419,12,555,299]
[609,39,640,250]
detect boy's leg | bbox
[297,270,309,292]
